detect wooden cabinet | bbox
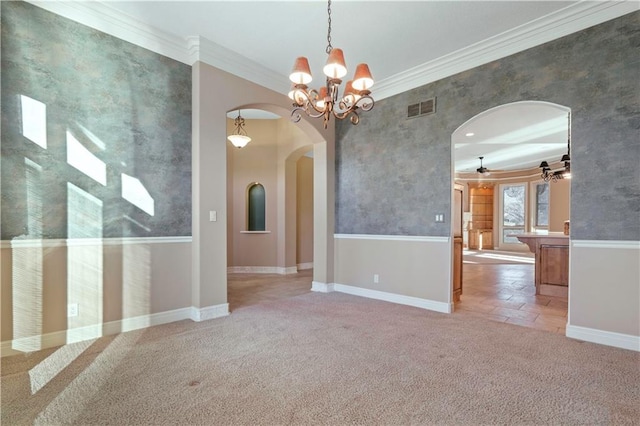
[468,184,493,250]
[453,185,463,302]
[468,229,493,250]
[453,237,463,302]
[540,245,569,287]
[515,233,569,297]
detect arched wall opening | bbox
[451,100,571,328]
[192,62,334,315]
[225,108,315,277]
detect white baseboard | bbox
[190,303,229,322]
[334,284,452,314]
[311,281,335,293]
[0,305,229,357]
[227,266,298,274]
[318,282,452,314]
[566,325,640,352]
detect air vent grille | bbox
[407,103,420,118]
[407,97,436,119]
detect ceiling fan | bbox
[476,156,491,175]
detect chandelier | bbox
[227,110,251,148]
[288,0,374,129]
[540,113,571,182]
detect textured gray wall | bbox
[336,11,639,240]
[1,1,192,239]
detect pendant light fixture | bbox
[288,0,374,129]
[540,113,571,182]
[227,110,251,148]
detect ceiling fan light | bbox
[290,57,313,84]
[352,63,374,90]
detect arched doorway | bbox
[225,107,319,310]
[451,101,571,333]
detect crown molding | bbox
[374,1,639,100]
[28,0,638,101]
[186,36,289,95]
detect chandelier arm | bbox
[291,87,330,115]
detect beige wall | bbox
[549,178,571,232]
[334,236,451,311]
[568,242,640,349]
[297,156,314,266]
[1,239,191,353]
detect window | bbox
[247,183,266,231]
[501,184,526,244]
[534,182,549,228]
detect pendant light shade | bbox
[227,110,251,149]
[289,57,313,85]
[323,48,347,79]
[352,63,374,91]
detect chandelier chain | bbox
[326,0,332,54]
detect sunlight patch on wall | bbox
[67,183,104,344]
[12,159,44,353]
[11,240,44,352]
[121,173,155,216]
[66,131,106,186]
[20,95,47,149]
[75,122,106,150]
[123,244,151,325]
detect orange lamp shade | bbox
[352,63,374,91]
[290,57,313,85]
[315,86,328,109]
[343,80,361,104]
[322,48,347,79]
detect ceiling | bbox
[32,1,635,170]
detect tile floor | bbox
[453,263,568,334]
[228,263,568,334]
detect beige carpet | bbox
[2,292,639,425]
[464,249,535,265]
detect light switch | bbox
[209,210,217,222]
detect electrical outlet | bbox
[435,213,445,223]
[67,303,79,317]
[373,274,379,284]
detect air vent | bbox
[407,97,436,119]
[407,103,420,118]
